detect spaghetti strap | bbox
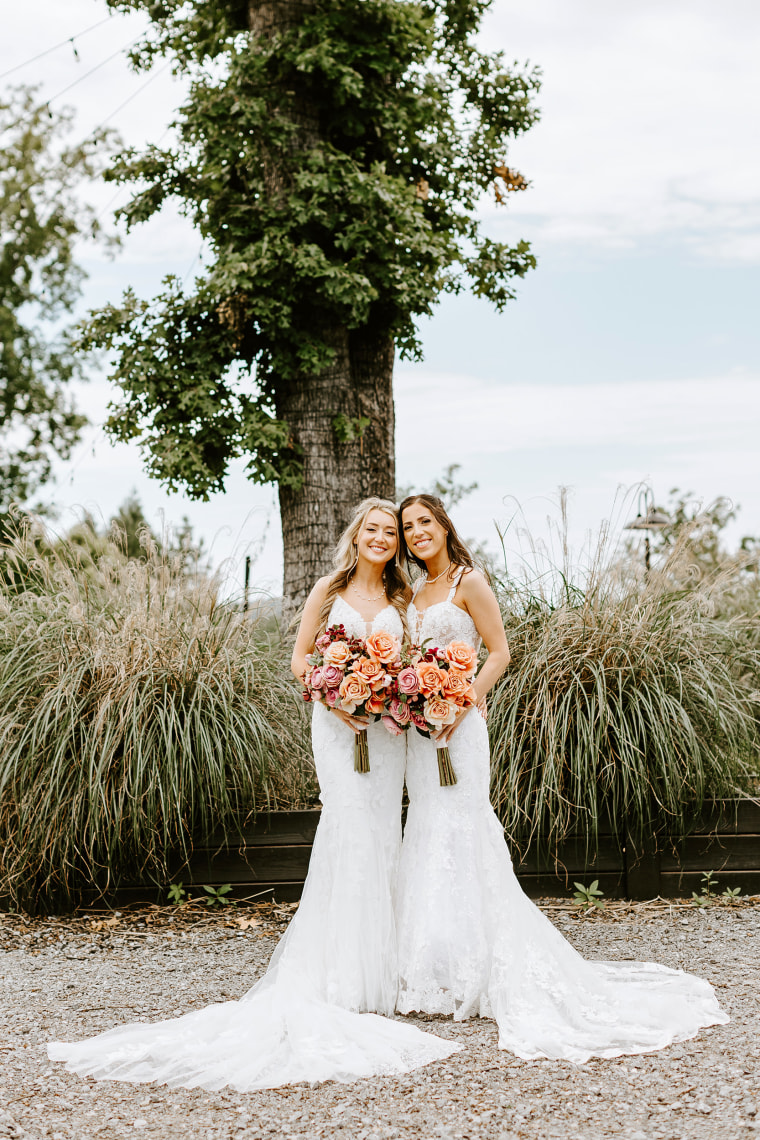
[446,566,466,602]
[411,574,427,600]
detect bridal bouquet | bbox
[302,624,401,773]
[380,640,479,786]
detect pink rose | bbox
[321,663,343,688]
[325,688,340,708]
[396,667,420,696]
[410,709,427,730]
[389,697,411,725]
[315,633,331,652]
[310,666,324,690]
[311,688,324,701]
[381,715,404,736]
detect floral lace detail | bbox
[397,597,729,1060]
[47,600,463,1090]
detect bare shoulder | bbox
[301,575,333,614]
[309,574,333,601]
[458,566,493,600]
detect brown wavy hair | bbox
[316,498,409,637]
[398,494,475,583]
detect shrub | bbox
[489,525,760,856]
[0,522,313,913]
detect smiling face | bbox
[401,502,449,564]
[356,508,399,567]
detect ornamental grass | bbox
[488,523,760,857]
[0,521,313,914]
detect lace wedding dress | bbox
[48,597,459,1090]
[396,570,728,1062]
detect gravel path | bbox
[0,899,757,1140]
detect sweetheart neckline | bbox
[333,595,396,627]
[408,599,471,619]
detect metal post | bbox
[244,555,251,613]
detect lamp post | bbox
[624,489,670,573]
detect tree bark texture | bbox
[277,329,395,609]
[247,0,397,606]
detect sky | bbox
[3,0,759,593]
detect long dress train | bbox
[396,571,729,1063]
[48,597,459,1090]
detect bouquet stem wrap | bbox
[436,746,457,786]
[354,729,370,774]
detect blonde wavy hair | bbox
[317,497,409,637]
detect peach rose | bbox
[338,671,371,713]
[442,669,475,706]
[323,640,351,668]
[445,641,478,675]
[423,696,458,727]
[415,661,446,698]
[365,631,400,665]
[365,692,387,715]
[352,655,390,691]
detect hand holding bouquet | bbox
[302,625,400,772]
[381,640,479,785]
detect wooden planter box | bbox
[100,798,760,907]
[171,797,760,904]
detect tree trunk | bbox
[277,329,395,609]
[246,0,396,607]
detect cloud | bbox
[483,0,760,261]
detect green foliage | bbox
[332,413,371,445]
[0,87,116,513]
[167,881,187,905]
[85,0,540,496]
[691,869,719,907]
[572,880,605,910]
[0,518,315,914]
[202,883,235,908]
[488,526,760,859]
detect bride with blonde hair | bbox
[49,498,459,1090]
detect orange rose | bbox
[365,631,400,665]
[442,669,475,706]
[365,692,387,715]
[445,641,478,676]
[338,671,372,713]
[352,656,390,691]
[416,661,446,697]
[423,696,458,727]
[323,640,351,668]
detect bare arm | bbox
[460,569,510,704]
[290,577,369,734]
[290,576,331,681]
[435,569,510,744]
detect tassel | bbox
[436,746,457,786]
[354,729,370,773]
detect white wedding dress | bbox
[48,597,459,1090]
[396,570,729,1061]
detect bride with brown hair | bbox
[49,498,458,1090]
[395,492,728,1061]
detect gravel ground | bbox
[0,897,758,1140]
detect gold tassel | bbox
[354,729,370,773]
[436,746,457,786]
